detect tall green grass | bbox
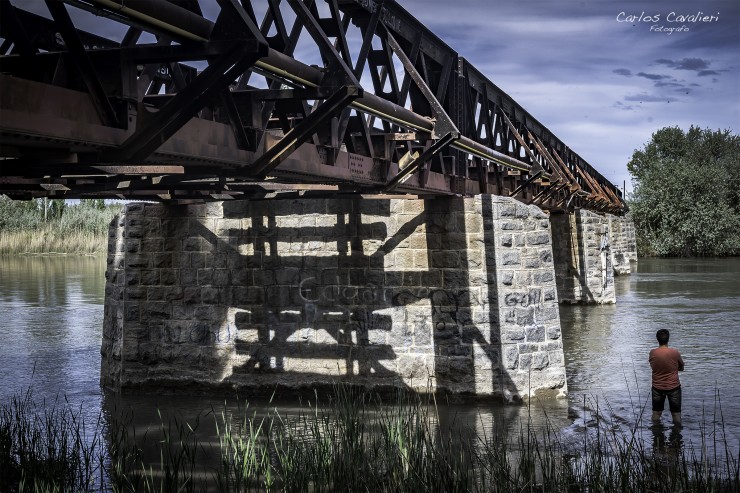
[0,390,103,492]
[1,385,738,492]
[0,197,120,255]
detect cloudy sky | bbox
[19,0,740,195]
[401,0,739,195]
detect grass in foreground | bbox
[1,385,738,492]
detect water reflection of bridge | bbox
[1,0,624,215]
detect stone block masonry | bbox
[101,195,567,401]
[608,214,638,275]
[550,210,616,304]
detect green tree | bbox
[48,199,66,220]
[81,199,106,210]
[627,126,740,257]
[0,196,41,230]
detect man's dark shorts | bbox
[652,386,681,413]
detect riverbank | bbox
[0,198,120,255]
[0,228,109,255]
[2,385,738,492]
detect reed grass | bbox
[0,197,120,255]
[0,390,103,493]
[0,229,108,255]
[1,385,738,492]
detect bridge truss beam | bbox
[0,0,625,214]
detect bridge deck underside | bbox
[0,0,624,214]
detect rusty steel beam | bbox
[45,0,120,128]
[63,0,531,174]
[249,85,361,178]
[0,0,625,213]
[103,39,267,162]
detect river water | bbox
[1,255,738,461]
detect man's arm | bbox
[678,354,685,371]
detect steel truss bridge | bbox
[0,0,625,214]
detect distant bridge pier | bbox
[551,210,615,304]
[550,211,637,305]
[609,215,639,276]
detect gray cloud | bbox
[655,58,711,71]
[624,93,678,103]
[664,0,740,52]
[636,72,670,80]
[654,81,684,87]
[698,70,720,76]
[614,101,637,111]
[402,0,738,181]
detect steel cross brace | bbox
[214,0,267,44]
[262,0,291,51]
[0,0,36,57]
[282,0,359,155]
[332,0,384,152]
[286,0,358,86]
[220,90,253,151]
[248,85,362,179]
[527,132,576,192]
[335,0,384,153]
[379,29,460,190]
[384,133,456,192]
[45,0,120,128]
[534,181,568,205]
[210,1,269,152]
[384,30,458,139]
[351,0,384,80]
[509,170,544,197]
[103,39,267,163]
[499,111,548,179]
[548,147,583,193]
[254,0,314,150]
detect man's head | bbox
[656,329,670,345]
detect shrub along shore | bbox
[1,385,737,493]
[0,197,121,255]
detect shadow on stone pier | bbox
[101,196,568,402]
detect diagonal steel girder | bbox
[380,28,533,188]
[384,133,456,192]
[383,31,456,138]
[102,39,268,163]
[0,0,36,57]
[248,85,362,179]
[45,0,120,128]
[286,0,358,86]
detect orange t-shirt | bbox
[649,346,684,390]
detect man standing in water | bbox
[650,329,685,426]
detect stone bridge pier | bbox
[101,196,636,400]
[550,210,636,304]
